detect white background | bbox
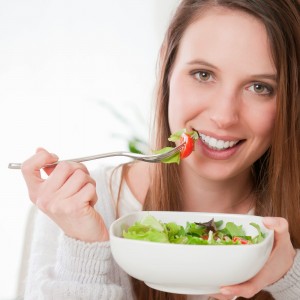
[0,1,179,298]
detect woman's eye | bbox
[248,83,273,96]
[193,71,212,82]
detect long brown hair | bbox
[131,1,300,299]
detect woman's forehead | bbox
[175,6,276,75]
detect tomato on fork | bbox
[179,133,195,159]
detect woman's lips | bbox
[195,132,245,160]
[198,133,240,150]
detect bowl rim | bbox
[109,211,274,248]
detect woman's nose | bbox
[209,92,240,129]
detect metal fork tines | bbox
[8,143,185,169]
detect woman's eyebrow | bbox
[249,74,277,82]
[186,59,217,69]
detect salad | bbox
[155,128,199,164]
[123,215,265,245]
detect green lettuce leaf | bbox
[216,222,245,238]
[123,215,169,243]
[250,222,266,243]
[153,147,181,164]
[168,128,199,142]
[140,215,165,231]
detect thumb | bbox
[21,148,59,186]
[263,217,289,242]
[263,217,288,231]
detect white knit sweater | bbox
[23,165,300,299]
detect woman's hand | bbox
[216,217,296,299]
[21,148,109,243]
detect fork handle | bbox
[8,151,148,170]
[8,143,185,169]
[8,163,22,169]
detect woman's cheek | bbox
[245,100,276,140]
[168,75,199,130]
[168,77,185,130]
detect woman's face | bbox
[168,7,277,180]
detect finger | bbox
[58,182,97,216]
[39,180,96,219]
[209,293,238,300]
[263,217,296,272]
[263,217,290,243]
[45,161,90,193]
[220,280,256,298]
[76,181,97,203]
[57,183,103,242]
[35,148,59,176]
[21,148,59,188]
[73,182,98,206]
[35,161,91,212]
[58,168,96,199]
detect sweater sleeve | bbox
[24,165,134,300]
[263,249,300,299]
[31,236,132,300]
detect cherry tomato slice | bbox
[232,236,249,244]
[179,133,194,159]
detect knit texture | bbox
[264,249,300,299]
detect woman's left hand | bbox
[212,217,297,299]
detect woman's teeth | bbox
[199,133,240,150]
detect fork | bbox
[8,143,185,169]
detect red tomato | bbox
[179,133,194,159]
[202,234,209,240]
[232,236,249,244]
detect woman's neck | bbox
[180,166,255,214]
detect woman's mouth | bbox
[198,133,241,151]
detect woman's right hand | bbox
[21,148,109,243]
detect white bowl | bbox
[109,211,274,295]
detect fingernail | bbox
[36,147,45,153]
[220,288,232,295]
[263,217,277,226]
[50,153,59,159]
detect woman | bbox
[21,0,300,299]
